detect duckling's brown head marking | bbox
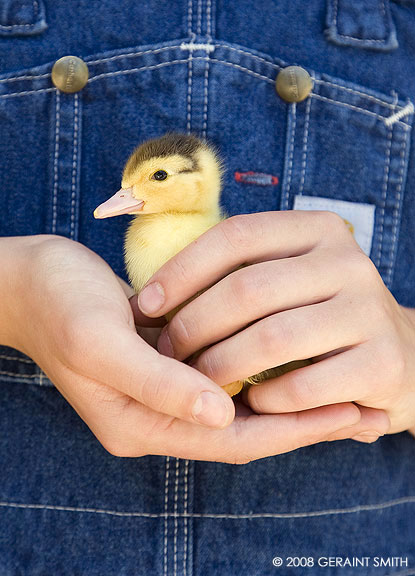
[123,133,202,179]
[94,132,223,219]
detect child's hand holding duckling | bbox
[0,235,380,462]
[136,209,415,440]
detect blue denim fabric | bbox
[0,1,415,574]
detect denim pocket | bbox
[280,72,414,289]
[0,0,47,37]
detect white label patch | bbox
[293,195,375,256]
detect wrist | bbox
[0,235,54,351]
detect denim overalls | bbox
[0,1,414,574]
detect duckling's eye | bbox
[152,170,168,181]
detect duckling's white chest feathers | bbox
[124,210,223,292]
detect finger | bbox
[66,316,235,429]
[192,297,363,386]
[129,294,166,327]
[137,211,352,317]
[326,406,390,442]
[159,254,340,360]
[105,396,362,462]
[246,345,384,414]
[117,275,135,298]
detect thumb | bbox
[81,320,235,429]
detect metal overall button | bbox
[51,55,89,93]
[275,66,312,102]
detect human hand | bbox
[2,234,373,462]
[135,210,414,442]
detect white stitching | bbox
[313,78,396,109]
[385,102,415,127]
[333,0,389,42]
[207,0,212,40]
[310,93,411,128]
[196,0,202,36]
[186,55,193,133]
[213,43,281,68]
[1,496,414,518]
[0,73,50,84]
[0,87,55,99]
[70,94,79,240]
[180,42,215,52]
[52,89,60,234]
[87,57,275,86]
[86,44,182,66]
[163,456,170,576]
[88,59,189,83]
[202,50,210,139]
[209,58,274,83]
[283,103,296,210]
[187,0,193,37]
[386,132,408,287]
[1,47,408,127]
[183,459,189,576]
[376,125,393,268]
[298,94,311,196]
[0,371,38,378]
[173,458,180,576]
[0,354,33,364]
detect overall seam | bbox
[298,93,312,197]
[0,72,50,83]
[375,124,393,269]
[386,131,409,287]
[183,459,189,576]
[70,94,79,240]
[1,496,414,517]
[310,93,411,128]
[52,90,60,234]
[173,458,180,576]
[183,5,196,567]
[196,0,202,36]
[282,103,297,211]
[0,86,55,99]
[163,456,170,576]
[0,354,33,364]
[0,47,412,127]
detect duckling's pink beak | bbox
[93,188,145,219]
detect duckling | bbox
[94,133,310,397]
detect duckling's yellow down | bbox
[94,133,310,397]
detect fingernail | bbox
[138,282,165,314]
[192,391,231,428]
[157,327,174,358]
[351,431,382,444]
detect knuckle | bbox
[169,313,196,350]
[197,348,224,381]
[286,369,315,409]
[221,215,255,252]
[258,316,294,359]
[228,270,258,307]
[350,252,380,286]
[319,210,349,234]
[139,367,172,412]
